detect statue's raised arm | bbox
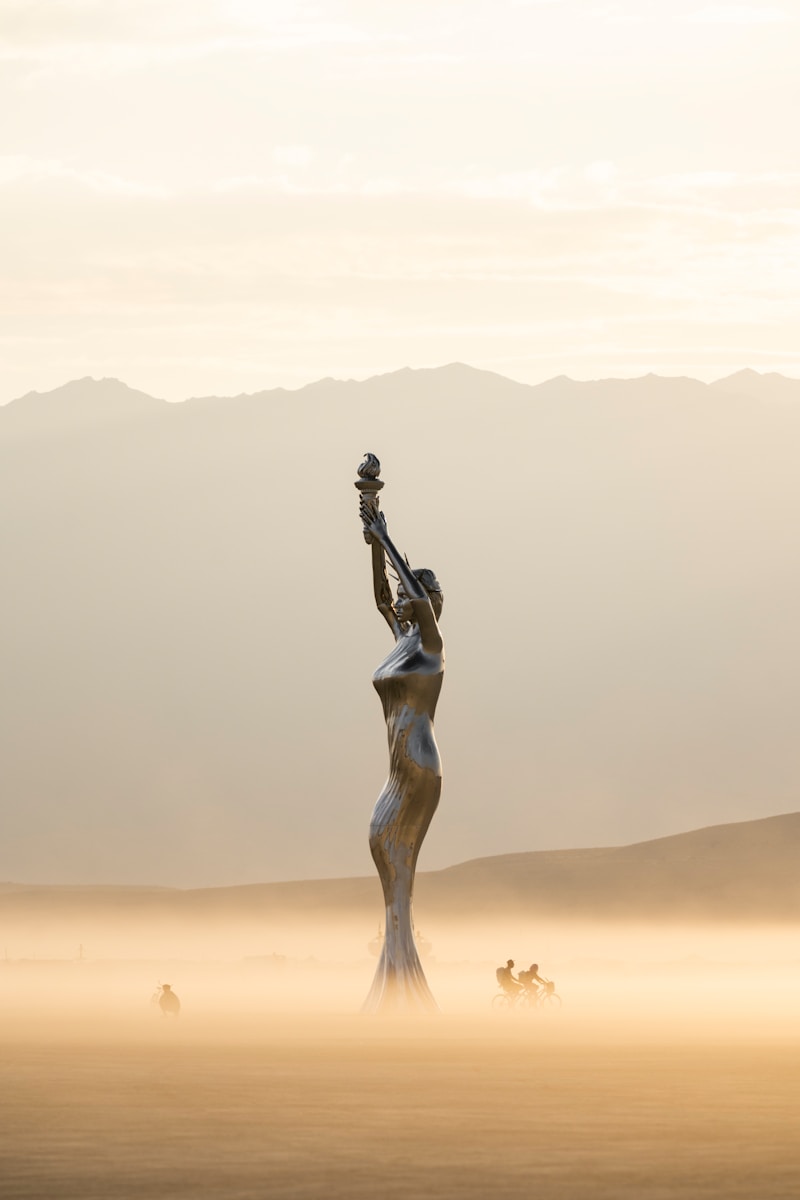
[359,501,442,654]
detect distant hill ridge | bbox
[4,363,800,415]
[3,813,800,925]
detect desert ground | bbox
[2,925,799,1199]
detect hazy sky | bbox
[2,0,799,401]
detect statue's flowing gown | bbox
[363,624,443,1012]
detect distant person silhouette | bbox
[518,963,545,995]
[158,984,181,1017]
[495,959,522,999]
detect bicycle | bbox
[491,988,523,1010]
[492,979,561,1011]
[529,979,562,1009]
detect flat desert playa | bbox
[2,999,799,1200]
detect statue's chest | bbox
[373,634,440,683]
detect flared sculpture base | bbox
[362,944,438,1015]
[361,894,439,1014]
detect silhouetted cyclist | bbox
[518,963,546,996]
[495,959,523,1000]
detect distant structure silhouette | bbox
[368,923,432,959]
[158,983,181,1017]
[357,454,444,1013]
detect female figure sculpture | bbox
[356,455,444,1013]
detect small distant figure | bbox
[495,959,522,1000]
[518,962,546,997]
[157,983,181,1017]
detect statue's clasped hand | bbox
[359,498,387,542]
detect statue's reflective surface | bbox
[356,455,444,1013]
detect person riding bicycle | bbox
[517,963,546,997]
[495,959,523,1000]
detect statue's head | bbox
[413,568,444,621]
[396,571,443,624]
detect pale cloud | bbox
[4,163,798,293]
[588,4,648,22]
[0,0,389,77]
[443,168,561,203]
[0,0,333,46]
[1,0,798,398]
[212,175,274,194]
[272,146,313,168]
[0,35,245,74]
[0,32,379,75]
[584,161,617,185]
[211,172,346,197]
[651,170,740,189]
[686,6,791,22]
[0,0,167,44]
[0,154,170,197]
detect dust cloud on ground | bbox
[2,917,800,1199]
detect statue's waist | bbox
[386,714,441,774]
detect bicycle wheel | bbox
[492,993,511,1010]
[541,992,562,1009]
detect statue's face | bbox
[395,584,414,623]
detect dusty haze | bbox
[3,915,800,1199]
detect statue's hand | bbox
[359,497,387,542]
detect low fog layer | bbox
[6,938,799,1200]
[3,917,800,1034]
[2,365,800,885]
[3,813,800,965]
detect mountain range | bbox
[2,365,799,887]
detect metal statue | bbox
[356,454,444,1013]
